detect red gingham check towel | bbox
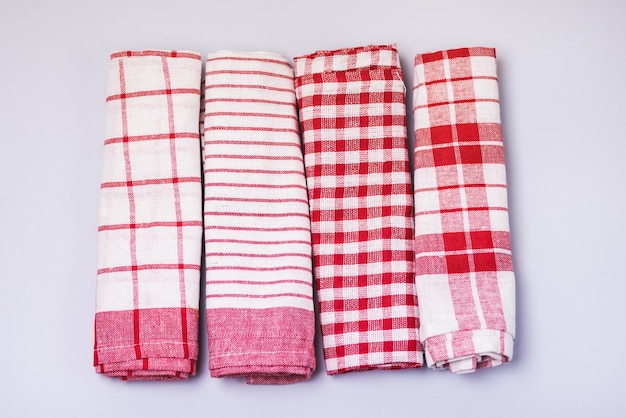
[203,51,316,384]
[412,47,516,373]
[94,50,203,380]
[294,45,423,374]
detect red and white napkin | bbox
[294,45,423,374]
[203,51,316,384]
[94,50,204,380]
[412,47,516,373]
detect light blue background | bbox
[1,0,625,416]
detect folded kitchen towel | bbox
[94,50,204,380]
[203,51,316,384]
[294,44,423,374]
[412,47,516,373]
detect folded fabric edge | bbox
[211,361,315,385]
[294,43,398,60]
[293,44,402,77]
[94,308,200,380]
[110,50,202,60]
[326,361,423,376]
[206,307,316,384]
[96,358,197,381]
[423,329,514,373]
[414,46,496,65]
[206,50,290,61]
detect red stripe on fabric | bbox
[101,177,201,188]
[203,211,309,218]
[204,154,303,161]
[206,239,310,246]
[206,265,312,273]
[107,88,201,102]
[475,272,507,330]
[205,56,291,67]
[451,331,476,366]
[204,83,293,94]
[98,264,201,274]
[205,225,310,232]
[98,220,203,231]
[93,325,99,366]
[205,69,292,80]
[133,309,141,359]
[203,139,300,147]
[111,50,201,60]
[412,98,500,111]
[431,47,494,59]
[204,97,295,107]
[206,279,312,286]
[204,196,308,205]
[118,59,142,359]
[204,168,304,176]
[206,293,313,300]
[415,206,508,216]
[445,48,471,59]
[415,249,507,259]
[162,55,190,359]
[206,252,311,259]
[204,111,297,120]
[418,51,445,64]
[447,276,481,330]
[180,307,189,359]
[413,75,498,90]
[205,126,299,134]
[414,183,507,193]
[104,132,199,145]
[204,182,307,190]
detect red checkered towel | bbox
[94,50,203,380]
[203,51,316,384]
[294,45,423,374]
[412,47,516,373]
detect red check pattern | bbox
[94,50,203,380]
[294,45,423,374]
[203,51,315,384]
[412,47,515,373]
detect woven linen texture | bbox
[294,45,423,374]
[94,50,203,380]
[412,47,515,373]
[203,51,316,384]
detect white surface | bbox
[1,0,625,416]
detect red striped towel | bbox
[94,50,203,380]
[412,47,515,373]
[294,44,423,374]
[203,51,316,384]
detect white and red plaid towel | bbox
[94,50,204,380]
[203,51,316,384]
[412,47,515,373]
[294,45,423,374]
